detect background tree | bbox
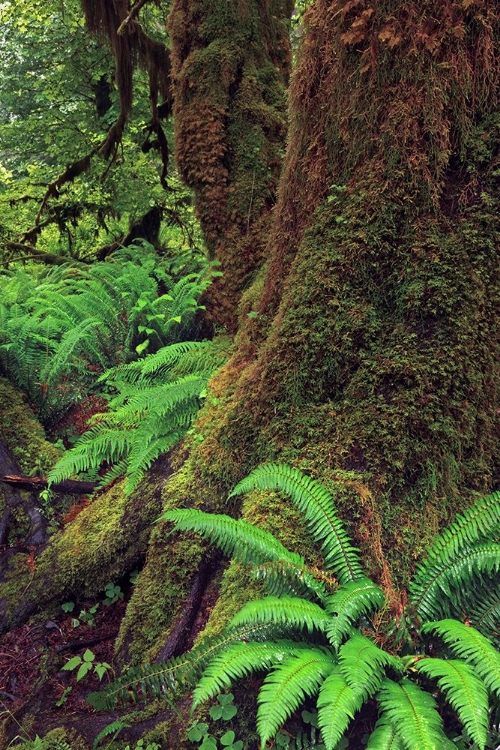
[0,0,499,746]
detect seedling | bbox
[62,649,112,682]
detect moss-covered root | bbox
[0,470,164,633]
[114,460,222,665]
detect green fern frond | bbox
[316,667,363,750]
[124,431,185,493]
[252,559,331,603]
[464,581,500,644]
[376,678,454,750]
[325,579,386,650]
[161,508,304,569]
[339,634,400,701]
[365,719,404,750]
[415,658,488,748]
[48,427,133,486]
[410,543,500,622]
[90,621,291,710]
[230,596,330,636]
[257,647,336,749]
[102,340,220,384]
[192,641,298,708]
[421,619,500,699]
[229,463,365,584]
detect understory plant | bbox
[90,465,500,749]
[47,339,227,494]
[0,241,218,425]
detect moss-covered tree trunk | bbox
[168,0,293,330]
[1,0,499,745]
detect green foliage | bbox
[47,338,227,494]
[92,720,131,749]
[0,242,218,425]
[93,465,500,750]
[61,648,112,682]
[188,694,243,750]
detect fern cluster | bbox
[47,339,228,494]
[0,241,218,425]
[92,465,500,750]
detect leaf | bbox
[376,678,455,750]
[256,647,335,748]
[325,579,385,649]
[415,658,488,748]
[421,619,500,700]
[316,667,362,750]
[83,649,96,663]
[230,464,365,584]
[76,661,93,681]
[62,656,82,671]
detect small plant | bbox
[103,582,124,606]
[54,686,72,707]
[63,603,99,628]
[209,693,238,721]
[188,694,243,749]
[92,719,131,748]
[62,648,111,682]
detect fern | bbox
[94,469,500,750]
[365,719,404,750]
[316,668,362,750]
[230,597,330,636]
[375,678,454,750]
[0,242,218,425]
[410,491,500,621]
[338,634,400,701]
[325,578,386,650]
[415,658,488,747]
[257,647,336,749]
[48,341,224,493]
[229,463,365,584]
[421,619,500,699]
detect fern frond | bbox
[124,431,185,493]
[48,427,133,485]
[465,580,500,645]
[325,579,386,650]
[421,619,500,699]
[192,640,301,708]
[410,543,500,622]
[376,678,454,750]
[230,596,330,636]
[252,559,331,603]
[101,340,220,384]
[415,658,488,748]
[316,667,363,750]
[256,647,336,749]
[229,464,365,584]
[161,509,304,569]
[339,634,400,701]
[365,719,404,750]
[90,621,293,710]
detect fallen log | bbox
[0,475,97,495]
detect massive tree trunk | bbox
[1,0,499,745]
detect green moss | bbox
[0,474,163,630]
[0,377,62,474]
